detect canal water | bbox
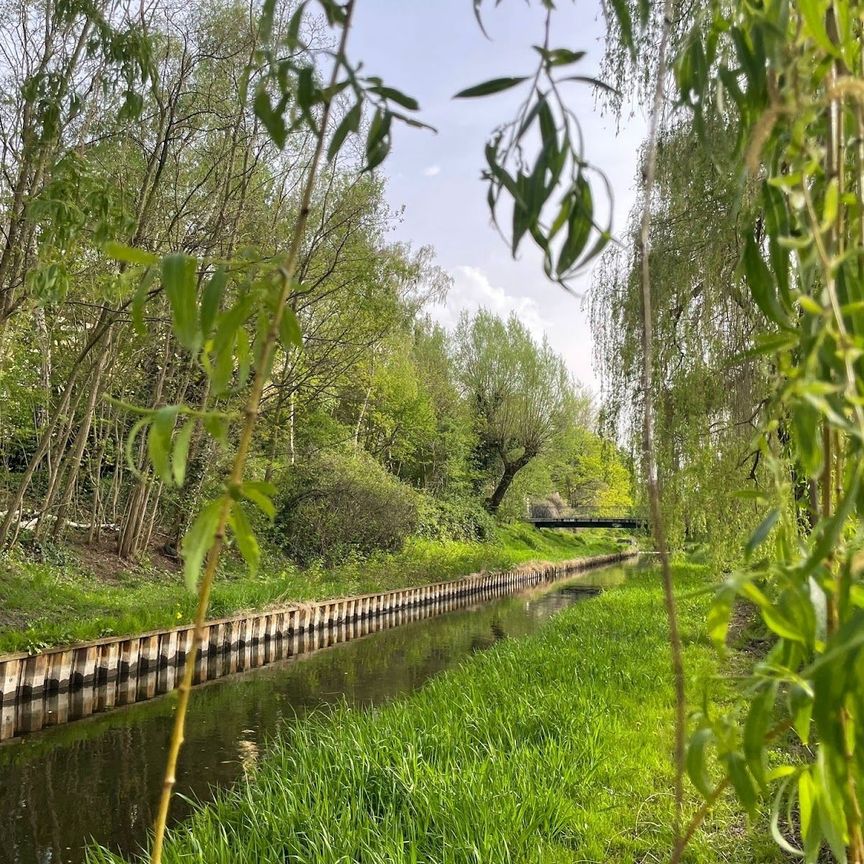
[0,560,634,864]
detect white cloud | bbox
[422,164,441,177]
[431,265,551,344]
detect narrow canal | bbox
[0,559,635,864]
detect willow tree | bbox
[591,118,773,559]
[464,0,864,860]
[453,310,574,512]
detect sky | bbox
[349,0,647,392]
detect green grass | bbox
[0,525,630,654]
[90,563,782,864]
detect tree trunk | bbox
[486,453,533,513]
[52,332,113,540]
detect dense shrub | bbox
[415,491,496,542]
[272,450,419,565]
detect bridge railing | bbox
[526,501,646,522]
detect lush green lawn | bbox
[91,562,781,864]
[0,525,630,653]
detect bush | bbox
[415,491,496,542]
[272,450,419,566]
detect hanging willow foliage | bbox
[477,0,864,861]
[673,2,864,861]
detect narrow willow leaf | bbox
[725,752,759,818]
[797,0,839,56]
[229,503,260,573]
[454,77,528,98]
[254,85,286,149]
[131,267,157,336]
[368,84,419,110]
[258,0,277,42]
[200,268,226,338]
[240,481,277,520]
[286,1,306,48]
[798,769,816,842]
[560,75,621,95]
[148,406,180,483]
[742,234,789,327]
[789,683,814,744]
[770,777,805,856]
[609,0,634,53]
[279,306,303,348]
[745,508,779,558]
[743,685,775,787]
[328,101,361,161]
[708,584,735,650]
[162,254,201,353]
[103,241,158,266]
[172,419,195,487]
[558,176,593,273]
[182,499,223,592]
[686,727,714,797]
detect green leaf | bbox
[172,419,195,487]
[148,406,180,483]
[363,108,393,173]
[745,508,779,558]
[789,683,814,745]
[239,481,277,520]
[793,400,823,478]
[454,77,529,98]
[279,306,302,348]
[162,254,201,353]
[286,1,306,48]
[609,0,634,54]
[686,727,714,797]
[131,267,157,336]
[297,65,316,111]
[200,268,225,338]
[328,101,362,162]
[258,0,277,43]
[724,752,759,818]
[103,241,158,266]
[742,234,789,327]
[229,503,260,573]
[368,84,419,110]
[708,584,735,650]
[743,685,776,788]
[557,175,593,273]
[181,499,223,592]
[798,769,816,843]
[254,85,287,149]
[560,75,621,96]
[797,0,839,55]
[534,47,586,67]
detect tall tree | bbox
[454,310,574,513]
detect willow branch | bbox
[148,4,357,861]
[635,2,686,862]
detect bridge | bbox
[526,515,648,531]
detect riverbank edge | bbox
[92,560,783,864]
[0,550,637,740]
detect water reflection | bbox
[0,561,632,864]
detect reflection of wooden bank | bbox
[1,551,635,741]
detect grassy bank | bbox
[0,525,630,654]
[92,562,781,864]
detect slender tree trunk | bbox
[52,331,113,540]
